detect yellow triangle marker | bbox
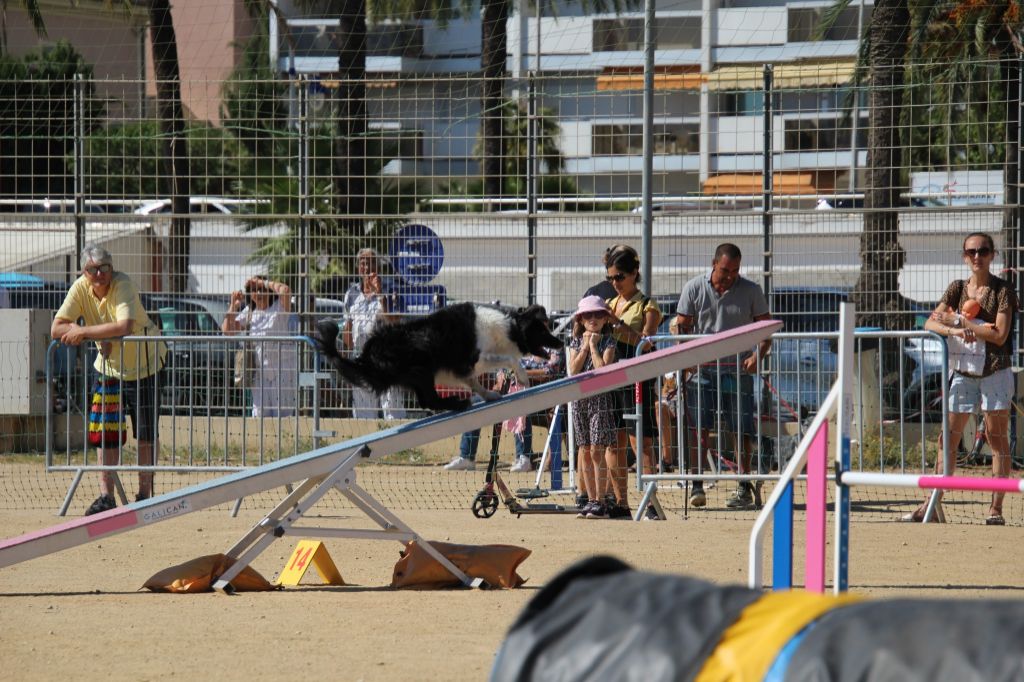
[276,540,345,586]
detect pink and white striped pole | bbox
[840,471,1024,494]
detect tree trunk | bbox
[334,0,367,234]
[149,0,190,294]
[999,56,1020,345]
[480,0,508,206]
[853,0,911,405]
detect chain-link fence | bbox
[1,57,1019,325]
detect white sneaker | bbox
[443,456,475,471]
[509,456,533,473]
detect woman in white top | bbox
[223,275,298,417]
[341,248,406,419]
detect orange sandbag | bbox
[142,553,279,593]
[391,540,530,590]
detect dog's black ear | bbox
[314,319,341,356]
[518,304,549,323]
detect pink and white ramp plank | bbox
[0,320,781,589]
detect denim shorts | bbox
[685,369,756,436]
[948,368,1014,413]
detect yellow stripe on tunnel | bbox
[696,591,862,681]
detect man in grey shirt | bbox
[670,243,772,509]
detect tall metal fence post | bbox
[73,73,86,275]
[640,0,655,290]
[1016,54,1024,372]
[762,64,773,304]
[298,76,311,333]
[525,0,540,306]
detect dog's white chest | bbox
[472,309,519,371]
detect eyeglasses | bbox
[963,247,993,258]
[605,272,629,282]
[84,264,112,276]
[578,311,606,320]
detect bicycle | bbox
[956,400,1024,470]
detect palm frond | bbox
[21,0,47,38]
[814,0,854,41]
[908,0,950,58]
[974,15,989,55]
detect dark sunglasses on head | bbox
[964,247,992,258]
[84,264,112,276]
[605,272,629,282]
[579,311,606,320]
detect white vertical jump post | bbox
[748,302,854,593]
[833,301,855,592]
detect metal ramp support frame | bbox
[213,444,479,591]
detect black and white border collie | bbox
[315,302,563,412]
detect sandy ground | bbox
[2,496,1024,682]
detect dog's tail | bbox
[314,319,377,390]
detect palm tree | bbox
[480,0,508,200]
[0,0,45,56]
[822,0,1022,399]
[431,97,576,208]
[908,1,1022,290]
[478,0,640,206]
[815,0,913,403]
[825,0,1022,319]
[334,0,368,232]
[853,0,912,337]
[8,0,194,292]
[148,0,191,293]
[2,1,190,294]
[284,0,465,231]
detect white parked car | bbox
[133,196,266,216]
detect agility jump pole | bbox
[839,472,1024,493]
[0,319,782,585]
[749,303,855,594]
[751,302,1023,595]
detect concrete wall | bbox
[0,310,57,416]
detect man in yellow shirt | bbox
[51,245,166,515]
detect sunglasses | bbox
[963,247,993,258]
[578,311,606,320]
[84,264,112,276]
[605,272,629,282]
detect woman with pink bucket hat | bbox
[567,295,619,519]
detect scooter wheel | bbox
[472,491,499,518]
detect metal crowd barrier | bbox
[45,334,327,515]
[633,330,950,494]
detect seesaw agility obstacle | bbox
[0,320,780,590]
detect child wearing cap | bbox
[567,295,619,519]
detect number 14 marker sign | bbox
[276,540,345,586]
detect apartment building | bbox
[6,0,254,124]
[275,0,870,200]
